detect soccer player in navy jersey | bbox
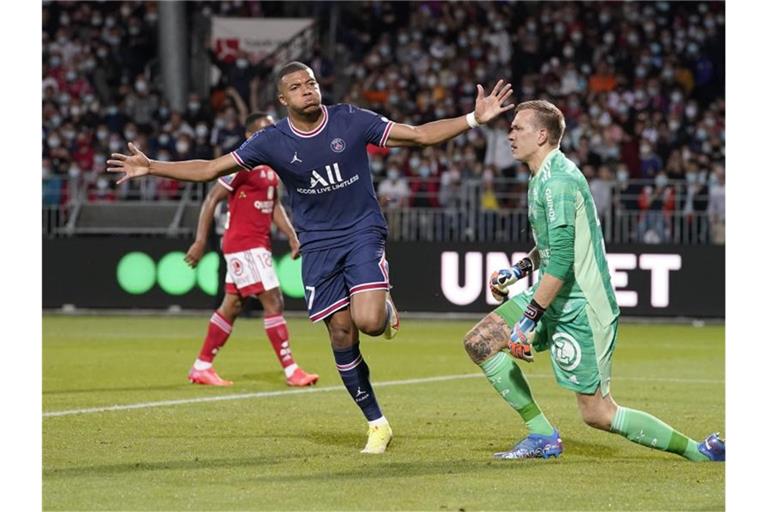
[108,61,514,454]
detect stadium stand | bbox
[42,1,724,244]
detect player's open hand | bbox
[107,142,151,185]
[184,240,205,268]
[288,237,301,259]
[473,80,515,125]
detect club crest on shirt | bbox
[330,138,346,153]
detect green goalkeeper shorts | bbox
[493,290,618,396]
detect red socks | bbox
[198,311,295,372]
[198,311,233,362]
[264,314,295,369]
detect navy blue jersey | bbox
[231,104,395,252]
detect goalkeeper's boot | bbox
[493,428,563,460]
[188,366,233,386]
[697,432,725,461]
[286,367,319,387]
[360,421,393,454]
[383,293,400,340]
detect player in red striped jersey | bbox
[184,112,318,387]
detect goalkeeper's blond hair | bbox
[514,100,566,146]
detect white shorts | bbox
[224,247,280,297]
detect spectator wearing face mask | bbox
[62,68,91,100]
[193,123,214,160]
[639,141,663,179]
[438,166,462,210]
[378,167,410,209]
[211,107,245,158]
[186,93,210,126]
[164,111,195,141]
[151,130,176,156]
[590,164,614,228]
[73,132,95,173]
[482,116,516,182]
[175,133,195,160]
[124,74,158,128]
[636,172,671,244]
[88,176,117,202]
[151,149,182,200]
[409,159,439,208]
[227,51,259,104]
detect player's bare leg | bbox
[349,289,399,340]
[463,312,510,364]
[575,388,618,431]
[188,293,243,386]
[325,309,392,453]
[576,390,724,461]
[257,288,318,387]
[464,313,560,459]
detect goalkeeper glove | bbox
[489,257,534,301]
[508,299,546,363]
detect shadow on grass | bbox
[558,435,622,458]
[43,454,296,479]
[44,455,526,483]
[43,433,678,484]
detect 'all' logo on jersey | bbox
[310,163,342,188]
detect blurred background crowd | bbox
[42,1,725,244]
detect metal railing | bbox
[383,208,715,245]
[43,205,71,237]
[42,177,721,244]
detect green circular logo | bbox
[196,252,220,296]
[550,333,582,371]
[157,252,196,295]
[116,252,156,294]
[276,254,304,298]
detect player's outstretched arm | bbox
[272,196,300,259]
[185,183,229,268]
[107,142,240,184]
[386,80,515,147]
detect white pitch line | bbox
[42,373,479,418]
[43,372,724,419]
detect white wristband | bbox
[465,111,479,129]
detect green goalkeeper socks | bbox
[480,352,554,436]
[610,406,707,461]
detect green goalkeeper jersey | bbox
[527,149,619,326]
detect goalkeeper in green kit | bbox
[463,100,724,461]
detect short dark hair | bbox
[276,61,312,88]
[514,100,566,146]
[245,111,270,131]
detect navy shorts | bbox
[302,231,390,322]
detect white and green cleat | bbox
[360,422,393,454]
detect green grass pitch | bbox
[43,315,724,511]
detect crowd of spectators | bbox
[42,1,725,243]
[341,1,725,243]
[42,1,285,205]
